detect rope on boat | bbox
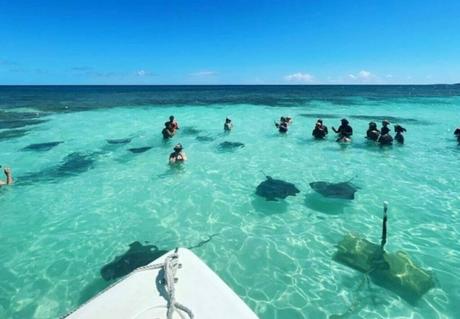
[135,249,194,319]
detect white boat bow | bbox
[64,248,259,319]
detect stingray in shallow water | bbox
[299,113,341,119]
[128,146,152,154]
[309,180,358,200]
[196,135,215,142]
[217,141,245,151]
[256,176,300,201]
[100,242,167,281]
[22,141,63,152]
[0,129,29,141]
[349,115,430,125]
[182,126,202,135]
[19,152,98,184]
[100,235,218,281]
[107,138,132,145]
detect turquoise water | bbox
[1,86,460,318]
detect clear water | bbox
[1,86,459,319]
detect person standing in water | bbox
[312,119,328,139]
[167,115,180,131]
[454,127,460,143]
[224,118,233,131]
[162,122,175,139]
[169,143,187,164]
[394,124,407,144]
[332,118,353,142]
[275,117,288,133]
[366,122,380,141]
[0,167,13,186]
[378,120,393,145]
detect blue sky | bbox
[1,0,459,84]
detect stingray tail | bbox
[187,233,219,250]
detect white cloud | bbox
[190,70,218,77]
[348,70,373,80]
[136,69,153,77]
[284,72,314,83]
[347,70,377,82]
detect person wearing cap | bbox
[394,124,407,144]
[366,122,380,141]
[169,143,187,164]
[378,120,393,145]
[224,118,233,131]
[312,119,328,139]
[0,167,13,187]
[332,118,353,142]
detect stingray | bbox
[100,235,218,281]
[196,135,215,142]
[0,110,48,130]
[57,152,96,176]
[256,176,300,201]
[309,180,358,200]
[217,141,245,151]
[349,115,430,125]
[100,241,167,281]
[299,113,341,119]
[128,146,152,154]
[21,141,63,152]
[0,128,29,141]
[18,152,97,184]
[182,126,202,135]
[106,138,132,145]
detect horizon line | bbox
[0,83,459,86]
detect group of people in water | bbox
[2,115,459,188]
[163,116,235,165]
[275,116,406,145]
[162,116,180,139]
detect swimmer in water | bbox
[0,167,13,187]
[166,115,180,131]
[332,118,353,142]
[312,119,328,139]
[224,118,233,131]
[169,143,187,164]
[454,127,460,143]
[366,122,380,141]
[394,124,407,144]
[378,120,393,145]
[275,117,288,133]
[162,122,175,139]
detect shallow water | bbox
[1,86,460,319]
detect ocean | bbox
[1,85,459,318]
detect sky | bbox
[1,0,460,85]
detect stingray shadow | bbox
[21,141,63,152]
[304,193,349,215]
[100,241,168,281]
[251,196,289,215]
